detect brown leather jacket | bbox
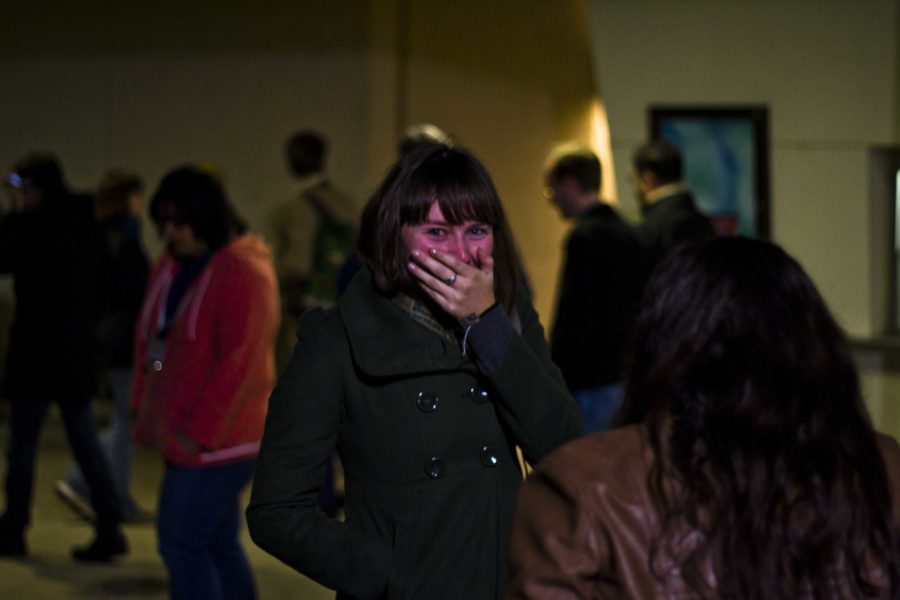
[506,425,900,598]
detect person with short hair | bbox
[544,143,647,433]
[248,144,583,599]
[269,129,360,368]
[508,237,900,598]
[632,139,714,266]
[133,165,279,599]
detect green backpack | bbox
[306,191,356,307]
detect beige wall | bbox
[0,3,374,260]
[588,0,900,436]
[0,0,596,327]
[395,1,598,321]
[4,1,899,435]
[588,0,900,335]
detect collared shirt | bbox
[644,182,690,206]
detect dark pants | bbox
[572,382,625,434]
[1,395,122,533]
[158,459,257,600]
[63,368,139,515]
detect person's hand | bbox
[407,247,495,323]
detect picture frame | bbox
[649,105,770,238]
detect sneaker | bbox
[53,480,96,523]
[71,528,128,562]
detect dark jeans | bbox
[572,382,625,434]
[158,459,257,600]
[1,395,122,533]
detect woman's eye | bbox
[468,225,490,236]
[426,227,447,237]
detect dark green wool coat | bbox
[247,268,583,599]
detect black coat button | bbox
[465,385,489,404]
[479,445,498,467]
[425,456,445,479]
[416,392,439,413]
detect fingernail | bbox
[407,262,416,270]
[428,248,438,256]
[411,250,421,258]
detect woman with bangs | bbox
[248,144,583,599]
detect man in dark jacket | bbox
[0,154,127,561]
[545,143,647,433]
[632,140,715,268]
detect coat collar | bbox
[338,267,473,377]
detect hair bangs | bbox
[400,148,502,227]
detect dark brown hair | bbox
[632,139,683,185]
[149,165,246,251]
[358,144,519,312]
[545,143,601,193]
[619,236,900,598]
[285,130,326,177]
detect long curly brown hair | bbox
[618,237,900,599]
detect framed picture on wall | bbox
[649,105,770,238]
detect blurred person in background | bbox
[55,169,152,524]
[544,143,647,433]
[133,165,278,599]
[0,153,127,561]
[632,139,714,268]
[269,130,360,369]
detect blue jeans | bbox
[157,459,257,600]
[1,395,121,532]
[573,383,624,434]
[63,368,139,515]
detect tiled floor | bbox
[0,403,332,599]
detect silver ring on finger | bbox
[445,273,457,286]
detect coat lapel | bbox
[338,268,472,378]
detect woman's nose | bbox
[450,233,471,263]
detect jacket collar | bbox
[338,267,472,377]
[643,190,695,217]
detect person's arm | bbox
[507,455,607,599]
[467,297,584,464]
[246,308,393,598]
[179,258,279,449]
[406,245,583,462]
